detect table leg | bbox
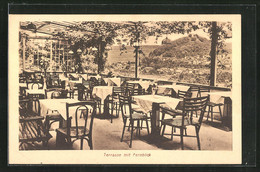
[222,98,232,130]
[151,102,161,136]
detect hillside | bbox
[149,34,231,58]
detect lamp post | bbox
[133,41,140,78]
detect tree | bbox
[55,21,121,73]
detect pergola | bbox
[20,21,94,72]
[20,21,231,86]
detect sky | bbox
[142,29,232,45]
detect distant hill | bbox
[149,34,231,58]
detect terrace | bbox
[18,21,232,151]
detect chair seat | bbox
[125,112,148,120]
[19,121,52,142]
[207,102,224,107]
[56,126,89,137]
[161,116,199,127]
[131,104,145,113]
[160,104,183,116]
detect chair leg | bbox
[195,126,201,150]
[161,124,166,136]
[207,106,210,121]
[145,119,150,134]
[128,121,131,131]
[121,119,126,142]
[80,138,84,150]
[161,112,165,127]
[218,105,223,119]
[136,120,140,136]
[88,136,93,150]
[211,106,214,122]
[180,128,184,150]
[171,127,173,140]
[130,120,134,148]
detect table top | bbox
[127,80,152,90]
[103,78,122,86]
[39,98,81,119]
[158,84,190,91]
[208,91,232,103]
[208,91,232,98]
[133,95,181,113]
[26,89,45,95]
[92,86,114,102]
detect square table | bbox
[103,78,122,86]
[92,86,114,115]
[133,95,181,135]
[127,80,152,90]
[208,91,232,117]
[157,84,190,97]
[25,89,45,97]
[39,99,80,119]
[92,86,114,103]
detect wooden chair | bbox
[177,90,192,99]
[107,87,124,123]
[44,89,69,131]
[189,86,200,97]
[119,95,150,148]
[56,101,96,150]
[160,96,209,150]
[82,80,94,100]
[19,99,52,150]
[198,87,223,122]
[198,87,210,97]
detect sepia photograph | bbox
[8,14,241,164]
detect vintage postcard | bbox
[8,14,241,164]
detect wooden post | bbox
[98,39,102,74]
[210,21,218,86]
[58,40,61,67]
[135,46,139,78]
[22,37,26,70]
[50,41,53,71]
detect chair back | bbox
[182,96,209,127]
[198,87,210,97]
[31,83,43,90]
[125,83,135,96]
[21,97,40,116]
[112,87,123,98]
[66,101,96,138]
[118,95,133,120]
[189,86,200,97]
[131,87,144,96]
[177,90,192,99]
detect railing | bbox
[21,71,231,91]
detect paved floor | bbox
[45,109,232,151]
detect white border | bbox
[8,14,241,164]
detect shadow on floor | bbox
[202,120,232,132]
[138,134,194,150]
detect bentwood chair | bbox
[44,89,69,131]
[160,96,209,150]
[56,101,96,150]
[119,95,150,148]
